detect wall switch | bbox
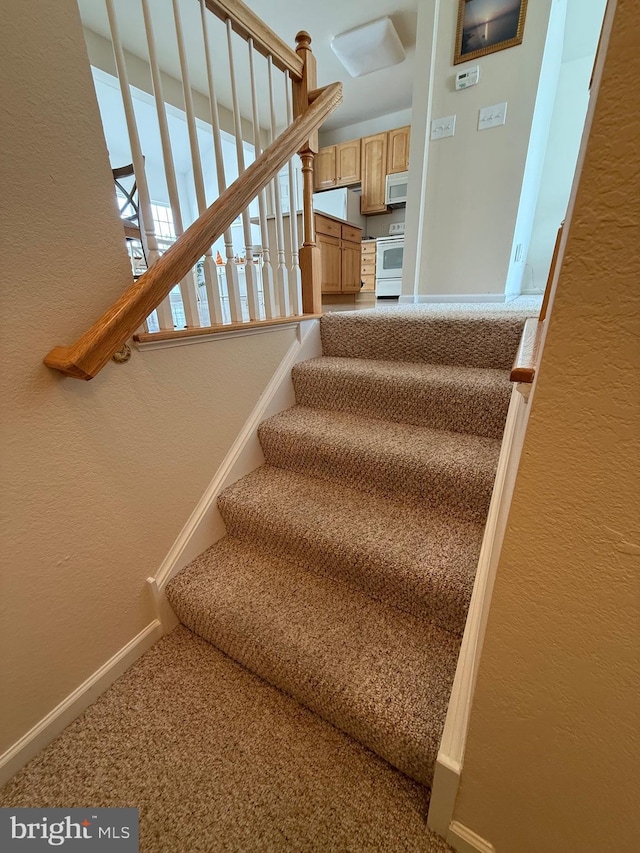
[478,102,507,130]
[431,115,456,140]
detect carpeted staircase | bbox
[166,308,526,789]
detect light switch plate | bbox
[431,115,456,140]
[478,102,507,130]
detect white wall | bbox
[452,4,640,849]
[407,0,556,299]
[524,0,607,293]
[0,0,296,759]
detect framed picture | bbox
[454,0,528,65]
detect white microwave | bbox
[385,171,408,207]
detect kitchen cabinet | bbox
[361,239,376,293]
[316,214,362,295]
[314,140,361,190]
[314,146,337,191]
[360,132,388,215]
[387,126,411,174]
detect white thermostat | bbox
[456,65,480,90]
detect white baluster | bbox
[226,20,260,321]
[284,77,303,316]
[172,0,224,327]
[140,0,201,329]
[105,0,173,330]
[267,56,290,317]
[248,39,276,320]
[199,1,242,323]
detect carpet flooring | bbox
[0,627,453,852]
[166,307,530,787]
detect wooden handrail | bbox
[204,0,304,79]
[44,81,343,380]
[510,318,544,383]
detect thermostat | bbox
[456,65,480,90]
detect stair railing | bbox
[45,0,341,378]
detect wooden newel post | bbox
[293,30,322,314]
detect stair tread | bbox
[320,309,528,369]
[259,405,500,523]
[165,536,461,786]
[292,356,512,439]
[218,465,483,634]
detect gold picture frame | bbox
[454,0,528,65]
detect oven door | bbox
[376,239,404,279]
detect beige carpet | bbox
[0,627,454,852]
[166,308,531,788]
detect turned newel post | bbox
[293,30,322,314]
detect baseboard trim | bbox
[428,385,532,837]
[151,318,322,599]
[398,293,506,304]
[0,620,163,788]
[448,821,497,853]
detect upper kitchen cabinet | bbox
[314,146,337,191]
[387,126,411,174]
[313,140,361,191]
[361,132,388,215]
[335,139,361,186]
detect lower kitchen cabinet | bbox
[316,214,363,295]
[361,239,376,293]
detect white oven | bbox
[375,234,404,298]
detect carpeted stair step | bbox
[320,309,527,369]
[165,536,461,787]
[292,356,512,439]
[258,405,500,523]
[217,465,483,635]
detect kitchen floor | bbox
[322,294,543,314]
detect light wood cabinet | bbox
[314,146,337,191]
[361,132,388,215]
[314,140,361,190]
[387,126,411,174]
[361,240,376,293]
[316,214,362,295]
[335,139,360,186]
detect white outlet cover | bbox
[478,102,507,130]
[431,115,456,140]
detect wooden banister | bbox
[204,0,303,79]
[510,318,545,383]
[44,81,343,380]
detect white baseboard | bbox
[428,384,532,838]
[0,620,163,787]
[399,293,506,304]
[448,821,497,853]
[150,318,322,601]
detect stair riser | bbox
[218,491,475,636]
[258,421,495,524]
[292,368,511,440]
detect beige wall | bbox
[406,0,555,298]
[453,2,640,850]
[0,0,296,755]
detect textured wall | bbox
[453,2,640,850]
[0,0,296,755]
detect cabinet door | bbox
[341,240,362,293]
[314,146,336,191]
[361,133,388,215]
[335,139,360,186]
[387,126,411,174]
[318,233,342,293]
